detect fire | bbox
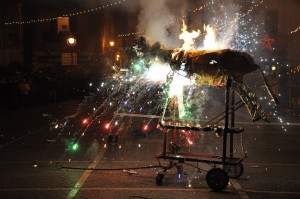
[178,20,221,50]
[203,24,220,50]
[179,20,200,50]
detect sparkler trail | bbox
[290,25,300,34]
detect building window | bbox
[57,17,69,33]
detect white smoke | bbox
[137,0,184,48]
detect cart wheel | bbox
[156,173,164,185]
[169,143,179,154]
[206,168,229,191]
[224,163,244,179]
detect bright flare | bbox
[168,72,193,118]
[145,62,172,82]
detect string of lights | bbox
[118,31,145,38]
[4,0,126,25]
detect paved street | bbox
[0,99,299,199]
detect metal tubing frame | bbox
[161,77,238,164]
[230,88,235,158]
[222,78,231,162]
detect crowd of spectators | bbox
[0,66,97,111]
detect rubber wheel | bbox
[206,168,229,191]
[156,173,164,185]
[224,163,244,179]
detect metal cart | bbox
[155,78,245,191]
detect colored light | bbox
[143,125,148,130]
[72,143,79,151]
[105,123,110,129]
[82,118,88,125]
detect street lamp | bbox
[109,41,115,47]
[67,36,76,47]
[67,36,76,66]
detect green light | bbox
[271,66,276,71]
[131,59,147,73]
[72,143,79,151]
[133,64,141,70]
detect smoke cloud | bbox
[137,0,185,48]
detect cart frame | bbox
[155,77,245,191]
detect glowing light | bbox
[187,139,193,145]
[145,62,172,82]
[168,72,193,118]
[71,143,79,151]
[67,37,76,46]
[105,123,111,129]
[82,118,88,125]
[143,125,148,131]
[32,162,38,168]
[116,54,120,61]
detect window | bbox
[57,17,69,33]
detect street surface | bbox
[0,100,299,199]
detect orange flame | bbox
[179,20,200,50]
[178,21,222,50]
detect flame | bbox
[179,20,200,50]
[178,20,222,50]
[203,24,220,50]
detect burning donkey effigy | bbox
[133,36,279,122]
